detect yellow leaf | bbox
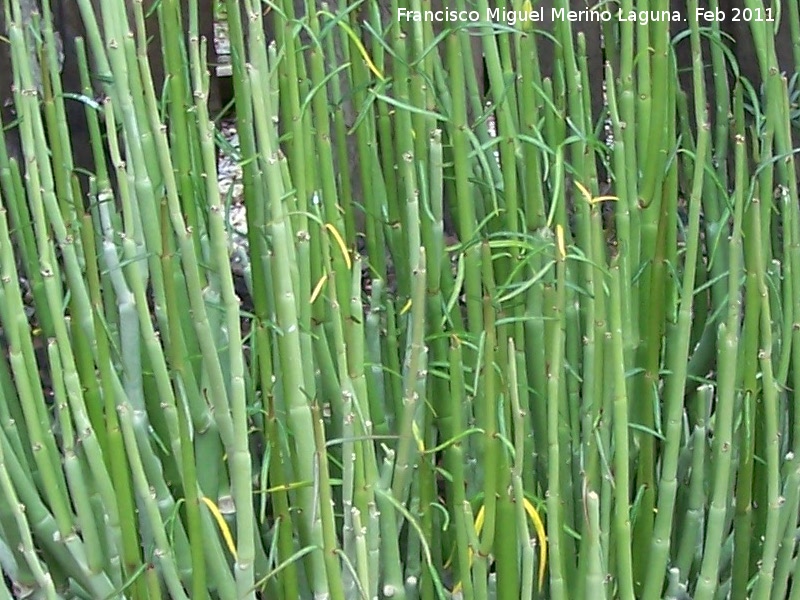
[411,421,425,453]
[200,496,238,560]
[520,0,535,31]
[451,498,548,594]
[556,224,566,260]
[318,10,386,81]
[310,274,328,303]
[522,497,548,592]
[574,180,618,205]
[325,223,352,270]
[474,504,486,534]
